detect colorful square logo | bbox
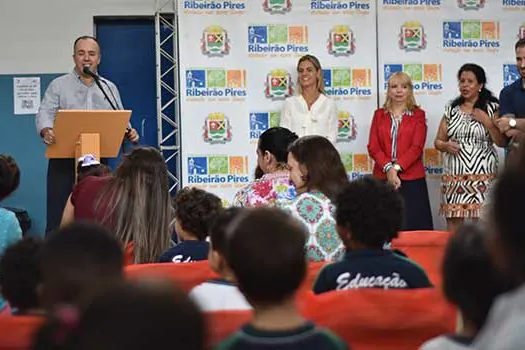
[208,156,229,175]
[341,153,353,172]
[185,69,246,93]
[384,64,442,83]
[353,154,371,172]
[503,64,521,87]
[229,156,248,174]
[323,68,372,88]
[249,112,281,139]
[443,20,499,40]
[186,70,206,88]
[248,26,268,44]
[424,149,441,167]
[188,157,208,175]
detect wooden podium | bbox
[45,110,132,161]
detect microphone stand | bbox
[82,66,138,149]
[82,66,117,110]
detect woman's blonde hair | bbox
[383,72,418,112]
[96,147,172,264]
[296,54,325,95]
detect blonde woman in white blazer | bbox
[281,54,338,144]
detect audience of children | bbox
[3,133,525,350]
[0,237,42,315]
[189,207,251,311]
[63,147,172,263]
[33,280,205,350]
[158,187,223,263]
[279,135,348,262]
[313,176,431,294]
[420,224,516,349]
[216,207,348,350]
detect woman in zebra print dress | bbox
[435,64,507,232]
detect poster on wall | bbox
[178,0,378,204]
[13,77,40,115]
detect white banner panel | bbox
[179,0,378,204]
[378,0,525,229]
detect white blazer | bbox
[280,94,338,144]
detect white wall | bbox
[0,0,164,74]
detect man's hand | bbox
[126,128,140,143]
[495,117,512,133]
[41,127,56,145]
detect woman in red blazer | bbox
[368,72,433,230]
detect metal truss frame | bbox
[155,0,180,193]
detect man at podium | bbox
[35,35,139,234]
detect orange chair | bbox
[391,230,452,287]
[0,316,44,350]
[125,261,327,294]
[125,261,219,292]
[303,288,456,350]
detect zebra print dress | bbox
[440,102,498,218]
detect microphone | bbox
[82,65,99,81]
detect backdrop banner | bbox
[178,0,525,229]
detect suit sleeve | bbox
[396,110,427,171]
[367,110,391,170]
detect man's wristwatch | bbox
[393,163,402,172]
[509,118,517,129]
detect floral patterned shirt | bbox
[279,191,345,262]
[232,171,296,208]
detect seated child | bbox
[419,224,516,350]
[158,187,222,263]
[189,208,250,311]
[0,237,43,315]
[216,207,348,350]
[313,176,431,294]
[33,280,205,350]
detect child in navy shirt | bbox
[216,208,348,350]
[313,176,431,294]
[158,187,222,263]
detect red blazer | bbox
[367,107,427,180]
